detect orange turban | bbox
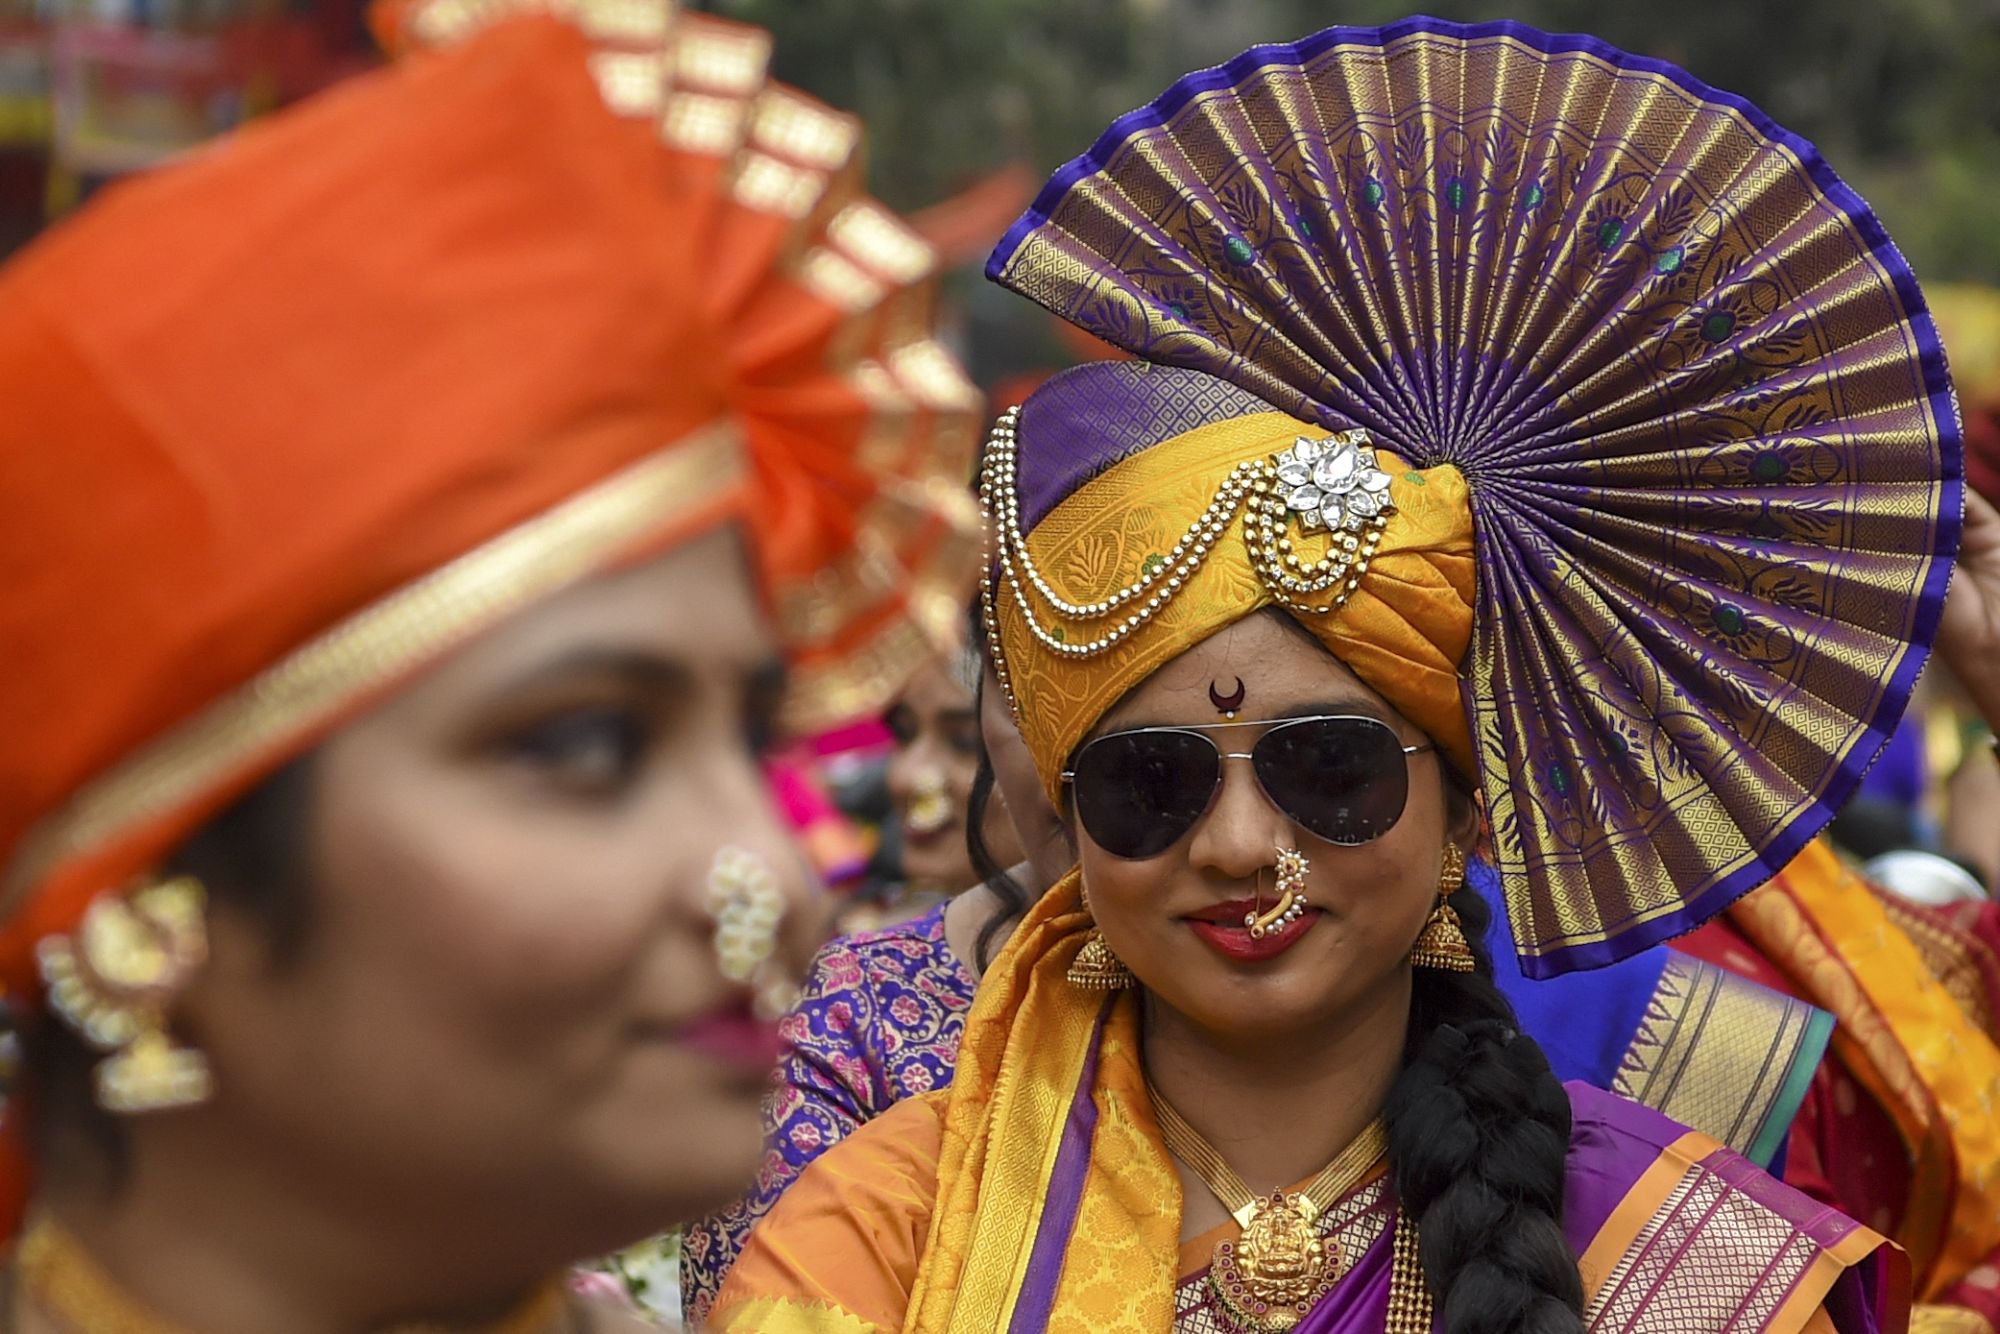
[986,365,1475,797]
[0,7,979,997]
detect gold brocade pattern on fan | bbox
[990,22,1954,973]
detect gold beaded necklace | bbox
[1149,1087,1432,1334]
[13,1219,576,1334]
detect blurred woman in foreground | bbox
[0,1,978,1328]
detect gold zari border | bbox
[5,423,745,908]
[1611,954,1824,1161]
[1910,1306,1998,1334]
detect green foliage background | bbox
[708,0,2000,278]
[702,0,2000,378]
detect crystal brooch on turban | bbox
[1274,432,1395,534]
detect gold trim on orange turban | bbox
[0,8,979,997]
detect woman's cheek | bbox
[1081,854,1172,941]
[340,801,656,1019]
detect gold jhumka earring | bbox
[1408,843,1476,972]
[706,846,798,1018]
[37,874,213,1114]
[1066,882,1134,990]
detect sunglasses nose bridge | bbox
[1185,747,1295,866]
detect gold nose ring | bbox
[1246,847,1311,939]
[706,846,787,981]
[905,769,954,835]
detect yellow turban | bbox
[987,401,1477,798]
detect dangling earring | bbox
[706,846,798,1018]
[37,874,213,1113]
[1409,843,1476,973]
[1067,882,1134,990]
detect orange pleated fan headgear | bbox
[0,2,980,1010]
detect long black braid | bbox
[1383,876,1585,1334]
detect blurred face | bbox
[884,658,1020,892]
[979,661,1074,891]
[1073,613,1456,1045]
[183,526,820,1258]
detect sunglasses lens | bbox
[1071,730,1219,859]
[1253,717,1411,845]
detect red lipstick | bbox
[1184,898,1320,962]
[673,998,788,1072]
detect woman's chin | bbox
[1134,938,1391,1040]
[1173,990,1354,1046]
[900,844,971,895]
[570,1089,768,1231]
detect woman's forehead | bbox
[1095,615,1393,732]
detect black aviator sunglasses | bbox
[1060,715,1435,860]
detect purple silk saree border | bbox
[1601,1143,1870,1329]
[987,14,1964,977]
[1566,1087,1886,1331]
[1005,995,1115,1334]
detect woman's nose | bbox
[1186,753,1286,880]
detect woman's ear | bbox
[1443,771,1482,851]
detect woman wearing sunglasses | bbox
[0,3,980,1329]
[710,16,1960,1334]
[683,595,1845,1322]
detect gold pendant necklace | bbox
[1149,1085,1387,1332]
[15,1218,572,1334]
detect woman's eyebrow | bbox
[489,646,688,698]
